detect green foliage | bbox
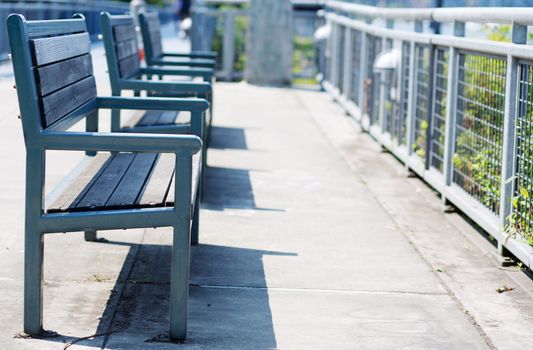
[233,15,247,72]
[292,36,317,84]
[506,185,533,248]
[414,119,428,158]
[505,101,533,248]
[484,24,511,43]
[211,7,247,79]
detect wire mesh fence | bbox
[452,52,506,215]
[384,69,400,141]
[430,47,449,172]
[413,45,431,160]
[510,62,533,243]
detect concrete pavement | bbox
[0,30,532,350]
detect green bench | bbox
[99,12,214,139]
[138,11,217,69]
[7,13,206,341]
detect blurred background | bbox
[1,0,533,84]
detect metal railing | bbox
[320,1,533,268]
[191,0,248,81]
[191,0,323,81]
[0,0,173,62]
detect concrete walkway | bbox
[1,34,533,350]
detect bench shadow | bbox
[39,238,295,349]
[209,126,248,150]
[203,166,284,212]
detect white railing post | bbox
[499,22,527,254]
[342,27,353,99]
[331,23,340,90]
[442,21,465,204]
[378,35,389,134]
[358,30,368,121]
[396,43,405,142]
[425,45,436,170]
[405,21,424,158]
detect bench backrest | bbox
[7,14,97,138]
[100,12,141,94]
[138,12,163,65]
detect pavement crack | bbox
[190,283,448,297]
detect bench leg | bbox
[24,229,44,335]
[84,230,97,241]
[169,225,191,340]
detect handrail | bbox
[197,0,324,7]
[326,0,533,25]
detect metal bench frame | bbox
[7,13,207,341]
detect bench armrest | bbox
[97,96,209,112]
[163,51,217,59]
[140,67,214,80]
[119,80,212,95]
[152,58,215,69]
[42,131,202,155]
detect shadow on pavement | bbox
[36,239,295,349]
[203,166,284,212]
[208,126,249,150]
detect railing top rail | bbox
[326,1,432,21]
[1,0,129,5]
[326,0,533,25]
[197,0,324,7]
[199,0,248,5]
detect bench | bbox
[139,12,217,69]
[7,13,207,341]
[99,12,214,139]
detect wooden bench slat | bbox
[136,111,188,127]
[115,39,138,61]
[137,153,175,207]
[106,153,158,208]
[46,152,199,212]
[157,111,180,125]
[35,54,93,96]
[47,154,111,213]
[137,110,163,126]
[118,54,140,78]
[113,23,136,43]
[40,75,97,127]
[27,19,87,38]
[75,153,135,210]
[30,32,91,66]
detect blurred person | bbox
[174,0,192,38]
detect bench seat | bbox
[47,152,201,213]
[134,110,191,127]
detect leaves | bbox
[496,285,515,293]
[519,187,530,199]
